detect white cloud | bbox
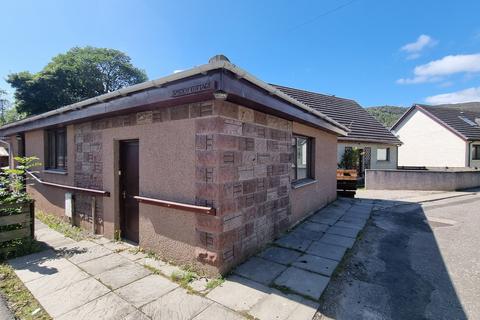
[397,53,480,84]
[425,87,480,104]
[401,34,437,59]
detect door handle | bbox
[122,191,127,199]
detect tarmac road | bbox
[318,190,480,320]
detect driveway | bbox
[319,189,480,320]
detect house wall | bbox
[337,142,398,170]
[14,99,338,275]
[291,122,337,222]
[394,109,467,167]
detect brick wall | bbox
[194,100,293,272]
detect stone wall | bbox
[68,99,303,273]
[194,101,293,272]
[74,122,104,231]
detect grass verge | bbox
[0,263,51,320]
[36,211,90,241]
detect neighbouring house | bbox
[272,85,402,178]
[392,103,480,168]
[0,146,9,168]
[0,55,349,275]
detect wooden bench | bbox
[337,169,358,197]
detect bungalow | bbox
[272,85,401,177]
[392,103,480,168]
[0,55,348,275]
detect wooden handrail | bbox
[26,171,110,197]
[134,195,216,216]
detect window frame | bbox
[376,147,390,162]
[45,128,67,171]
[473,145,480,161]
[291,134,315,184]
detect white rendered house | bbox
[392,103,480,168]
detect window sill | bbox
[43,169,68,175]
[291,179,317,189]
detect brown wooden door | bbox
[119,140,139,243]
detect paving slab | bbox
[36,277,109,317]
[306,241,347,261]
[300,221,329,233]
[289,227,324,241]
[206,275,271,312]
[319,233,356,248]
[118,249,147,261]
[138,257,167,269]
[192,303,246,320]
[78,253,131,275]
[250,290,319,320]
[273,267,329,300]
[102,241,135,252]
[308,214,338,226]
[13,256,74,283]
[341,215,368,224]
[327,225,360,239]
[25,264,89,296]
[8,249,56,268]
[257,246,302,265]
[292,254,339,277]
[95,261,151,290]
[155,263,183,277]
[57,292,135,320]
[91,237,112,245]
[141,287,212,320]
[115,274,179,307]
[123,310,151,320]
[275,233,312,252]
[43,236,77,249]
[189,277,209,293]
[64,244,113,264]
[233,257,287,285]
[332,221,362,231]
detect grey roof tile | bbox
[273,84,401,144]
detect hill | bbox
[366,106,408,128]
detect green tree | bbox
[7,46,148,115]
[0,89,25,125]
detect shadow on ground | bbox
[318,198,468,320]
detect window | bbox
[45,128,67,170]
[292,135,314,182]
[377,147,390,161]
[473,145,480,160]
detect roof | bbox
[0,56,348,137]
[392,103,480,141]
[0,147,8,157]
[272,85,401,145]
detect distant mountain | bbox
[366,106,408,128]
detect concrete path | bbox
[207,198,374,320]
[0,295,14,320]
[319,189,480,319]
[9,198,373,320]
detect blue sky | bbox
[1,0,480,107]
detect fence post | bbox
[29,200,35,240]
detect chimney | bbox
[209,54,230,64]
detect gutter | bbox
[0,59,349,135]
